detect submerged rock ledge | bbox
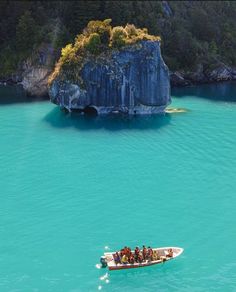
[49,40,170,115]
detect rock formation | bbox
[49,40,170,115]
[21,44,56,97]
[0,44,56,97]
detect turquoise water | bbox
[0,82,236,291]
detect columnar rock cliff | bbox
[49,40,170,115]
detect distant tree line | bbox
[0,0,236,77]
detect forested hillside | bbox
[1,1,236,79]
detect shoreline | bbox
[0,79,235,106]
[170,66,236,87]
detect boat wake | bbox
[97,271,110,290]
[100,272,109,282]
[95,264,102,269]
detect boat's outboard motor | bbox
[100,256,107,268]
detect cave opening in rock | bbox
[83,106,98,115]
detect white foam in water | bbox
[95,264,101,269]
[98,285,102,290]
[100,273,108,281]
[105,279,109,284]
[104,246,110,250]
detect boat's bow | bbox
[164,246,184,258]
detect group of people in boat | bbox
[113,246,173,265]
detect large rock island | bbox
[49,20,170,115]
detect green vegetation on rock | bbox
[48,20,160,85]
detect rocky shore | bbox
[0,43,57,98]
[170,64,236,87]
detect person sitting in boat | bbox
[166,248,173,258]
[127,247,131,256]
[114,252,121,265]
[121,254,129,264]
[135,247,140,256]
[120,248,125,257]
[129,254,135,264]
[147,247,153,261]
[123,246,128,255]
[142,245,147,260]
[124,246,131,257]
[152,250,160,261]
[138,252,143,263]
[152,250,157,261]
[134,247,140,262]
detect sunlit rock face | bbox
[22,44,56,97]
[49,41,171,114]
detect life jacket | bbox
[122,255,128,263]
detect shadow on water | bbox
[43,107,171,131]
[0,85,48,104]
[172,81,236,102]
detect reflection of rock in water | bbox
[44,107,172,131]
